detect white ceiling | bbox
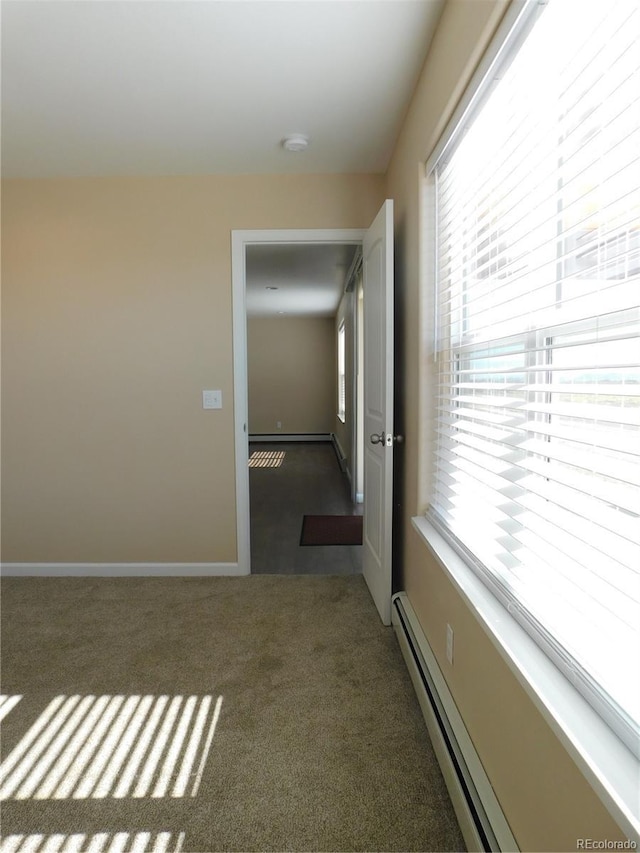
[246,243,359,317]
[1,0,444,317]
[1,0,444,179]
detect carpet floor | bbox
[0,576,464,852]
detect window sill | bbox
[411,516,640,842]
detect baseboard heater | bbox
[392,592,519,853]
[331,433,348,473]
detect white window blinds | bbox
[429,0,640,754]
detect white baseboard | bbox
[0,563,247,577]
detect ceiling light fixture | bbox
[265,286,279,290]
[282,134,309,153]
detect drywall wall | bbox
[247,316,335,435]
[1,173,384,564]
[385,0,628,849]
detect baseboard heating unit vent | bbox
[331,433,348,473]
[392,592,519,853]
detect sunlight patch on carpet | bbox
[0,696,22,724]
[0,695,222,801]
[248,450,285,468]
[0,831,185,853]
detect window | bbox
[337,320,346,423]
[428,0,639,754]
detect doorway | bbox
[231,229,366,575]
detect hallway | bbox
[249,441,362,575]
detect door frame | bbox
[231,228,366,574]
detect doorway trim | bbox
[231,228,366,574]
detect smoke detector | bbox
[282,134,309,153]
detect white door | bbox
[362,200,394,625]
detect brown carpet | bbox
[0,575,464,852]
[300,515,363,547]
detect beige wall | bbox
[1,173,384,563]
[247,316,335,435]
[385,0,626,850]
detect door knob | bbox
[370,432,404,446]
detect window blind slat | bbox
[445,419,640,486]
[441,409,639,455]
[444,470,640,579]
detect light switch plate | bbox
[203,390,222,409]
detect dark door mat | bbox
[300,514,363,546]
